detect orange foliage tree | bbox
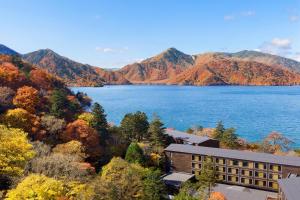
[0,62,27,89]
[30,69,63,90]
[62,119,102,159]
[208,192,227,200]
[13,86,40,113]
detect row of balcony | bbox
[192,155,282,172]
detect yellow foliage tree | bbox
[6,174,94,200]
[0,125,35,176]
[78,112,95,126]
[52,140,86,162]
[1,108,33,132]
[13,86,40,113]
[6,174,65,200]
[95,157,145,200]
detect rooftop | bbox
[162,172,194,188]
[165,144,300,166]
[165,129,214,144]
[213,183,277,200]
[278,177,300,200]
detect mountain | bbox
[221,50,300,73]
[22,49,129,86]
[166,53,300,85]
[118,48,195,83]
[0,44,19,55]
[2,43,300,86]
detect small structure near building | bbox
[162,172,195,189]
[165,128,219,147]
[278,177,300,200]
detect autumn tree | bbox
[0,86,15,112]
[27,153,94,182]
[0,125,35,177]
[125,142,145,165]
[40,115,66,143]
[1,108,34,133]
[148,116,166,150]
[0,62,27,89]
[13,86,40,113]
[120,111,149,142]
[53,140,86,162]
[78,112,95,126]
[5,174,94,200]
[209,192,227,200]
[30,69,63,90]
[260,132,293,153]
[62,119,102,159]
[93,157,145,200]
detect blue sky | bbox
[0,0,299,68]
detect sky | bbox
[0,0,299,68]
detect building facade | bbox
[165,144,300,191]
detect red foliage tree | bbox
[0,62,27,89]
[62,119,103,159]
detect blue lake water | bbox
[72,85,300,147]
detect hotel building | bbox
[165,144,300,191]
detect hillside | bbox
[22,49,106,87]
[22,49,129,86]
[166,53,300,85]
[119,48,195,83]
[0,44,19,55]
[221,50,300,73]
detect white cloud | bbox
[224,15,235,21]
[258,38,292,57]
[289,15,299,22]
[95,47,129,53]
[242,11,256,16]
[271,38,292,49]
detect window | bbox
[241,178,252,184]
[242,161,248,167]
[233,160,239,166]
[270,164,282,172]
[269,181,278,189]
[255,163,266,170]
[255,171,266,179]
[228,168,232,173]
[242,170,253,176]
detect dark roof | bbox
[278,178,300,200]
[165,144,300,166]
[162,172,194,188]
[165,129,215,144]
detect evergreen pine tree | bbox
[197,156,217,195]
[148,116,166,150]
[125,142,145,165]
[50,89,68,118]
[91,102,108,140]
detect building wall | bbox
[197,140,220,148]
[165,152,192,173]
[165,150,300,192]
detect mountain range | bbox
[1,44,300,86]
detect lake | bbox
[72,85,300,147]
